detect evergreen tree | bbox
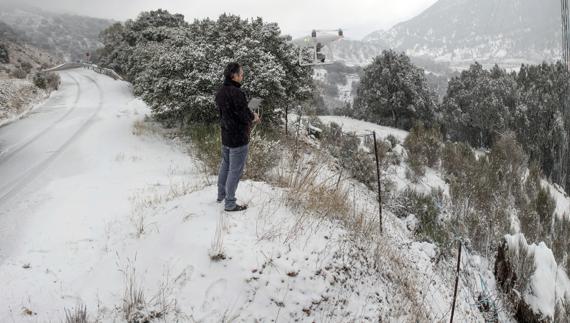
[353,50,438,131]
[442,63,517,148]
[97,11,312,126]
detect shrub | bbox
[404,122,443,180]
[64,304,88,323]
[185,123,222,176]
[386,134,399,148]
[0,43,8,64]
[551,216,570,274]
[442,141,476,179]
[392,188,449,246]
[10,67,27,79]
[46,72,61,90]
[33,72,47,89]
[243,129,280,181]
[443,134,530,253]
[185,123,279,182]
[534,187,556,238]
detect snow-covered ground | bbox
[318,115,409,143]
[0,78,49,128]
[0,67,494,322]
[2,67,567,322]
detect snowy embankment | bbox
[0,68,492,321]
[318,115,408,143]
[0,78,49,128]
[503,234,570,319]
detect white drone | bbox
[290,29,344,66]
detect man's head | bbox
[224,62,243,83]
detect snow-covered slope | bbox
[363,0,561,68]
[1,68,567,321]
[0,68,491,322]
[0,3,113,61]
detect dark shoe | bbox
[225,204,247,212]
[216,198,224,203]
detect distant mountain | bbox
[0,4,114,61]
[363,0,562,68]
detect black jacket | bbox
[215,79,255,148]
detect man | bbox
[215,62,260,212]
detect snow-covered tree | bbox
[97,11,312,125]
[514,62,570,190]
[353,50,438,131]
[442,63,518,148]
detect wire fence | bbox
[288,113,516,322]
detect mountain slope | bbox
[364,0,561,67]
[0,3,114,61]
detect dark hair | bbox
[224,62,242,81]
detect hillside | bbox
[0,3,114,62]
[363,0,561,69]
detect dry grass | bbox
[120,265,178,322]
[209,213,227,261]
[272,147,375,240]
[129,181,206,238]
[64,305,88,323]
[132,118,162,137]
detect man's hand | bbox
[253,112,261,124]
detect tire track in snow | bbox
[0,71,105,206]
[0,72,82,163]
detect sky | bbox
[6,0,438,39]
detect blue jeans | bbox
[217,144,249,209]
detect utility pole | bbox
[562,0,570,191]
[562,0,570,68]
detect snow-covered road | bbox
[0,67,192,268]
[0,69,105,259]
[0,71,100,205]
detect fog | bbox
[2,0,437,39]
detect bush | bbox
[534,187,556,238]
[404,122,443,181]
[551,216,570,274]
[319,122,393,196]
[185,123,222,176]
[185,123,279,182]
[392,188,449,246]
[33,72,47,89]
[33,72,61,91]
[386,134,399,148]
[443,134,531,253]
[10,67,27,79]
[442,141,476,179]
[243,129,280,181]
[0,43,8,64]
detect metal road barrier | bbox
[42,63,123,81]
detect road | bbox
[0,67,133,263]
[0,69,103,204]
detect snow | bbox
[0,68,492,322]
[505,234,570,319]
[317,115,409,142]
[0,79,49,128]
[541,179,570,219]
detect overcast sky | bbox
[7,0,438,39]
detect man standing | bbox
[215,62,260,212]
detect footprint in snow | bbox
[201,278,228,312]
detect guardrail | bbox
[42,63,123,81]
